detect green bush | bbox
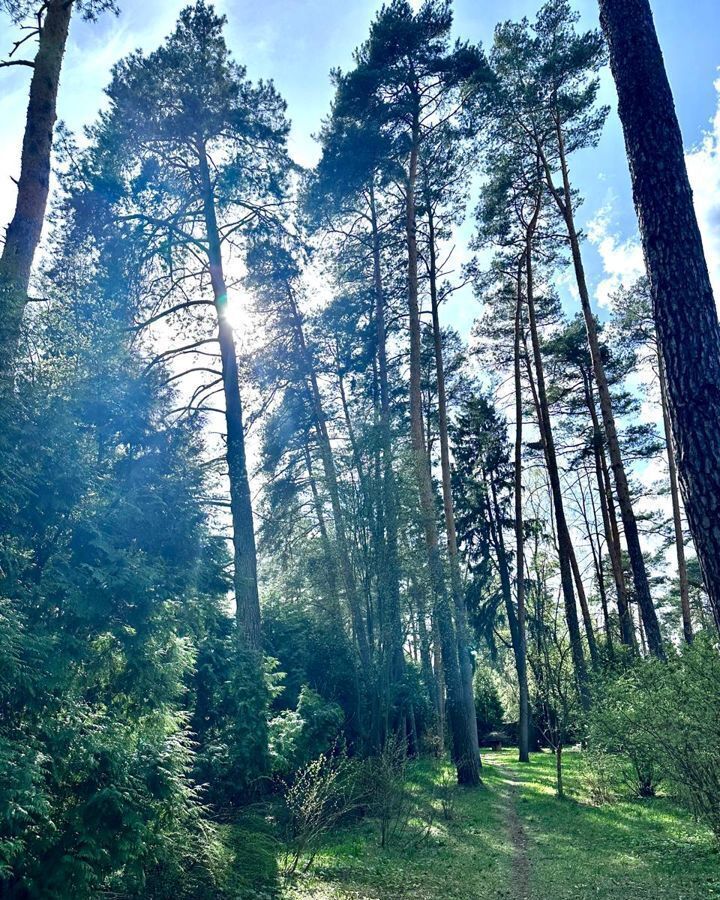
[473,666,504,738]
[590,634,720,836]
[269,686,344,775]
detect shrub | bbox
[590,634,720,836]
[281,749,363,876]
[589,671,662,798]
[363,734,414,849]
[269,686,344,776]
[474,666,505,738]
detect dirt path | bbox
[486,759,531,900]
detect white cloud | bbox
[586,200,645,310]
[589,74,720,311]
[686,74,720,300]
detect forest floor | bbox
[235,749,720,899]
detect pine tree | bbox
[330,0,485,785]
[80,1,290,650]
[599,0,720,634]
[0,0,117,373]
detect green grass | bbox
[280,758,513,900]
[494,748,720,900]
[229,750,720,899]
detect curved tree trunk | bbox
[599,0,720,634]
[0,0,73,370]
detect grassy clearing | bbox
[281,758,513,900]
[493,748,720,900]
[231,750,720,899]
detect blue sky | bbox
[1,0,719,336]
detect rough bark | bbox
[198,143,261,650]
[406,127,479,785]
[0,0,73,370]
[599,0,720,634]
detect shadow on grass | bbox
[486,748,720,900]
[281,758,516,900]
[222,752,720,899]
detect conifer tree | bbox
[331,0,485,784]
[491,0,664,657]
[599,0,720,634]
[80,1,290,650]
[0,0,117,372]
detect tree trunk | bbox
[432,615,446,751]
[569,540,599,665]
[556,743,564,799]
[0,0,73,370]
[198,142,261,650]
[405,125,479,785]
[581,474,614,654]
[657,349,693,643]
[409,572,443,748]
[513,262,530,763]
[544,126,664,659]
[285,286,372,675]
[599,0,720,634]
[302,439,343,622]
[582,370,636,649]
[524,235,590,708]
[370,183,408,729]
[425,193,480,765]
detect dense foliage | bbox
[1,0,718,896]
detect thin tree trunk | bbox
[582,370,636,649]
[541,127,664,659]
[432,616,446,750]
[568,542,599,665]
[599,0,720,634]
[405,123,479,785]
[513,261,530,763]
[657,350,693,643]
[524,233,589,708]
[0,0,73,369]
[556,743,564,799]
[369,183,407,728]
[637,603,648,656]
[581,471,614,654]
[409,572,441,743]
[198,142,261,650]
[425,191,480,765]
[285,288,372,675]
[302,439,343,621]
